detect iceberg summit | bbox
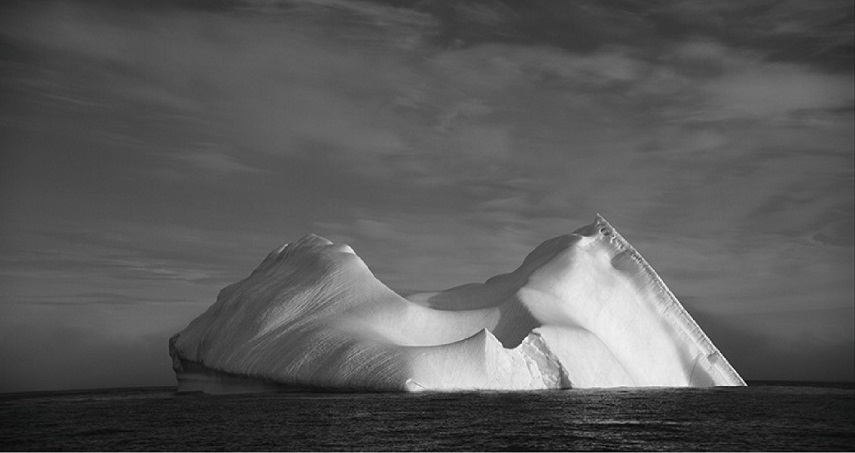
[169,215,745,393]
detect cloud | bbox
[172,145,263,175]
[652,0,853,66]
[269,0,438,32]
[700,63,854,119]
[11,1,847,191]
[453,3,513,27]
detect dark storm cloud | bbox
[0,0,852,390]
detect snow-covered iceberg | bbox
[169,215,745,393]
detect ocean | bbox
[1,382,852,451]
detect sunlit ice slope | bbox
[170,215,745,393]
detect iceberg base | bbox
[174,360,315,394]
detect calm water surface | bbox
[1,383,853,451]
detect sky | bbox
[0,0,853,392]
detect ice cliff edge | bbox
[169,215,745,393]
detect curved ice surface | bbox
[170,216,745,392]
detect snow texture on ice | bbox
[170,215,745,393]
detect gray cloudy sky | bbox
[1,0,853,392]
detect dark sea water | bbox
[1,382,853,451]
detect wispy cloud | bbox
[170,145,264,176]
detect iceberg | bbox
[169,215,745,393]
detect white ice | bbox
[170,215,745,392]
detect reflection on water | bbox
[1,383,853,451]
